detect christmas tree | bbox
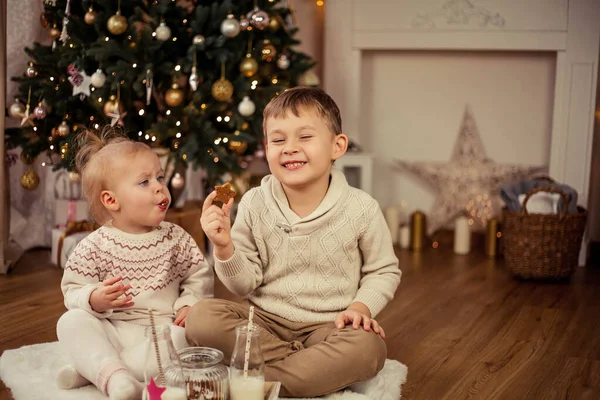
[5,0,316,189]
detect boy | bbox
[186,86,400,398]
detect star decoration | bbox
[395,107,546,235]
[67,64,91,98]
[20,105,35,127]
[146,377,166,400]
[108,110,127,127]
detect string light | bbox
[50,145,55,150]
[432,241,439,249]
[50,77,55,81]
[172,37,177,41]
[213,157,219,163]
[145,134,150,140]
[175,121,181,126]
[139,109,145,116]
[132,63,137,68]
[138,131,143,136]
[105,37,109,42]
[33,127,37,131]
[97,97,103,103]
[176,132,182,138]
[151,136,157,142]
[175,65,181,71]
[166,110,171,116]
[317,0,324,5]
[224,115,230,122]
[94,123,99,129]
[223,137,229,143]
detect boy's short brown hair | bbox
[263,86,342,136]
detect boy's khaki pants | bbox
[185,298,386,398]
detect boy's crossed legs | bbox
[185,298,386,398]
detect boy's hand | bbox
[174,306,190,327]
[334,302,385,339]
[89,276,134,313]
[201,191,234,259]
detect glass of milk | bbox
[229,323,265,400]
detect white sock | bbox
[57,365,90,389]
[107,371,142,400]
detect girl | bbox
[56,128,213,400]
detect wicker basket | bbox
[502,185,587,280]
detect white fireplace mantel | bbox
[324,0,599,263]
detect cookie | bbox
[214,182,236,204]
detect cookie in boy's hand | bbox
[213,182,236,204]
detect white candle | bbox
[230,376,265,400]
[398,225,410,249]
[384,206,400,243]
[454,216,471,255]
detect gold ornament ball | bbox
[107,13,128,35]
[21,170,40,191]
[103,97,124,116]
[229,140,248,154]
[68,171,81,182]
[84,8,98,25]
[268,16,280,31]
[165,84,185,107]
[240,55,258,77]
[170,173,185,189]
[211,78,234,102]
[49,26,61,40]
[261,40,277,62]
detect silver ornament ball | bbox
[220,14,241,38]
[8,100,25,118]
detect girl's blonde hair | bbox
[75,126,151,224]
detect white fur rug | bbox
[0,342,407,400]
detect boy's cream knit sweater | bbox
[215,169,401,322]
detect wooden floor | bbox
[1,247,599,399]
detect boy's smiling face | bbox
[265,106,347,192]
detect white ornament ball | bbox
[155,22,171,41]
[171,172,185,189]
[192,35,205,46]
[220,14,241,38]
[277,54,290,70]
[238,96,256,117]
[91,69,106,88]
